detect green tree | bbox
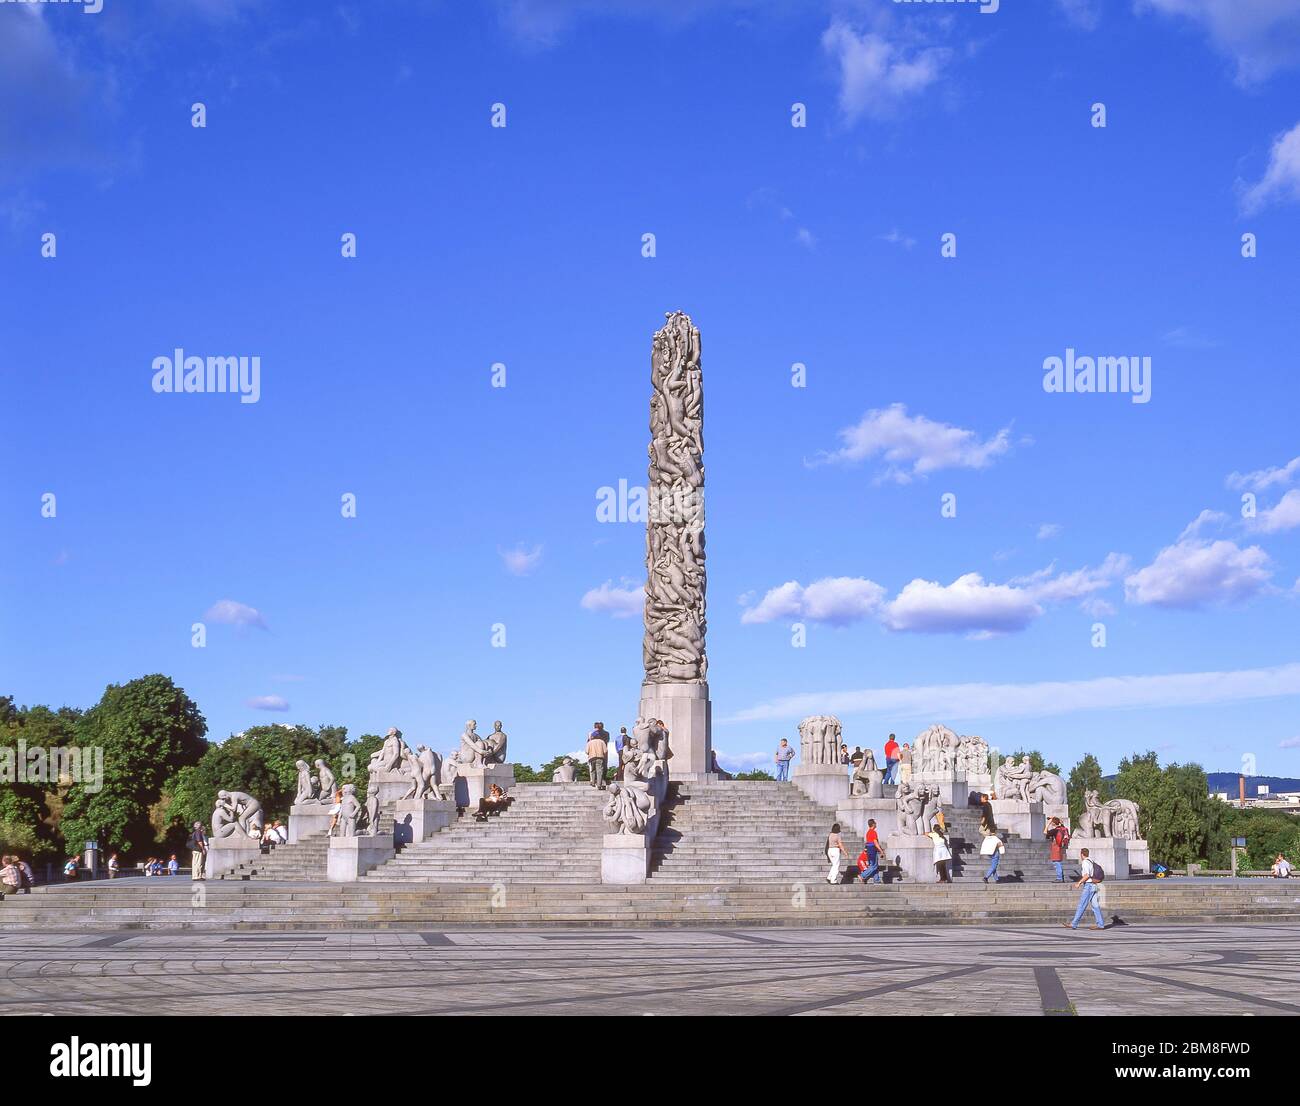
[1066,753,1112,828]
[733,769,775,781]
[0,697,78,860]
[59,675,207,857]
[1112,752,1225,869]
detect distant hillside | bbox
[1206,773,1300,795]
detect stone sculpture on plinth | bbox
[206,789,267,876]
[601,741,669,884]
[1078,790,1141,840]
[366,727,416,806]
[791,714,850,807]
[315,759,336,801]
[637,311,712,780]
[552,757,578,783]
[449,720,514,809]
[1069,791,1148,878]
[994,755,1033,801]
[328,781,396,880]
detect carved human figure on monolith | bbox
[314,759,336,801]
[294,760,316,805]
[459,720,490,767]
[484,722,508,765]
[369,728,406,773]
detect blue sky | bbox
[2,0,1298,778]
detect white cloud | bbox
[1227,455,1300,493]
[1178,508,1227,540]
[1011,553,1131,605]
[741,577,886,626]
[246,695,290,712]
[580,580,643,619]
[883,573,1042,634]
[499,543,543,576]
[1141,0,1300,85]
[1057,0,1103,30]
[715,750,773,772]
[1125,534,1272,608]
[1081,596,1116,618]
[1036,523,1063,540]
[1278,735,1300,749]
[1241,120,1300,212]
[205,599,268,630]
[723,661,1300,724]
[813,403,1012,483]
[795,226,817,250]
[880,228,916,249]
[821,20,950,122]
[1254,488,1300,534]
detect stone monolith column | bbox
[638,311,712,779]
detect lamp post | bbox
[1231,836,1247,878]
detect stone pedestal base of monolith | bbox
[455,764,515,810]
[911,771,968,807]
[1067,838,1131,880]
[393,798,456,846]
[638,681,711,780]
[602,834,651,884]
[836,797,898,839]
[1126,839,1150,875]
[206,838,262,879]
[794,762,850,808]
[366,769,410,807]
[886,834,946,884]
[328,836,395,882]
[990,799,1046,841]
[288,803,333,844]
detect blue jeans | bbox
[885,758,898,784]
[985,851,1000,881]
[861,845,882,883]
[776,760,789,781]
[1070,882,1104,928]
[1053,860,1064,881]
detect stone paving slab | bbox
[1,923,1297,1016]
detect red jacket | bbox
[884,739,899,760]
[1047,825,1069,861]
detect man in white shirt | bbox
[1064,847,1106,930]
[1272,854,1292,879]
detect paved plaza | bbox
[3,922,1299,1017]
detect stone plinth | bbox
[393,798,456,846]
[639,681,711,779]
[1126,839,1150,875]
[990,799,1046,841]
[793,762,850,808]
[911,771,968,806]
[328,836,395,882]
[366,769,410,807]
[1067,838,1130,881]
[1043,802,1069,827]
[288,803,333,844]
[456,764,515,809]
[886,833,946,884]
[836,797,898,839]
[601,833,652,884]
[206,838,262,878]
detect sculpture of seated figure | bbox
[459,720,497,768]
[294,759,316,805]
[368,728,406,774]
[552,757,578,783]
[483,721,508,765]
[213,790,265,839]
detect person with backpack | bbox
[1045,817,1070,882]
[1064,846,1106,930]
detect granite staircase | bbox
[361,782,609,884]
[649,779,842,884]
[214,834,331,881]
[943,806,1063,883]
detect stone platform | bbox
[4,878,1299,931]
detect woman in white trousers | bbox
[826,823,847,884]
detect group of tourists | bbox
[585,720,672,790]
[776,733,912,786]
[0,855,34,896]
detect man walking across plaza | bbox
[586,724,609,790]
[1045,816,1070,882]
[774,738,795,782]
[860,818,883,884]
[883,733,900,785]
[188,820,208,881]
[1064,847,1106,930]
